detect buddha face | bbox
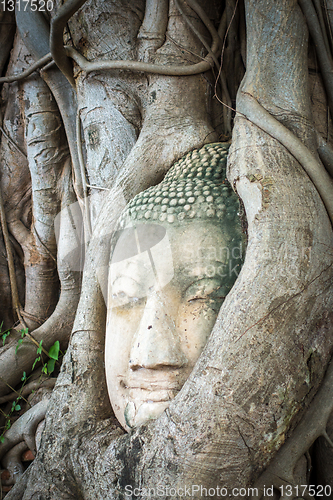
[105,219,235,430]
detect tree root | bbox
[54,0,222,81]
[186,0,222,49]
[298,0,333,121]
[175,0,221,70]
[1,441,27,486]
[76,110,91,238]
[238,91,333,224]
[15,10,82,203]
[137,0,169,61]
[0,379,56,405]
[64,44,216,76]
[1,467,28,499]
[51,0,223,83]
[0,178,20,323]
[253,361,333,499]
[0,53,52,84]
[50,0,87,86]
[0,61,81,395]
[0,269,80,397]
[315,130,333,178]
[0,398,49,461]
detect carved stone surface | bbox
[105,143,244,430]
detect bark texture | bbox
[1,0,333,498]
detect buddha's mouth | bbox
[128,387,180,402]
[123,376,182,402]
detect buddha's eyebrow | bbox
[171,260,223,287]
[175,261,227,279]
[179,245,230,263]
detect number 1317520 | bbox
[280,485,332,497]
[1,0,54,11]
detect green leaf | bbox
[20,328,28,338]
[47,358,56,374]
[48,341,60,360]
[2,329,11,346]
[15,337,23,354]
[21,371,27,382]
[32,356,41,371]
[42,364,48,374]
[14,404,21,411]
[36,339,43,355]
[0,435,4,443]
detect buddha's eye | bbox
[110,276,144,308]
[185,278,225,303]
[111,292,142,308]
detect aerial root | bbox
[0,53,53,84]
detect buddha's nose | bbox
[129,291,187,370]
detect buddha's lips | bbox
[124,377,181,402]
[128,387,180,403]
[126,378,181,389]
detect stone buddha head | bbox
[105,143,244,430]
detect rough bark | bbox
[0,36,81,396]
[1,0,333,498]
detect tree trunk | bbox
[2,0,333,498]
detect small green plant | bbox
[11,399,21,412]
[31,339,43,371]
[43,340,60,375]
[0,393,23,444]
[0,331,61,443]
[1,321,11,346]
[15,327,28,353]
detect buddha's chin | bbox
[124,400,170,428]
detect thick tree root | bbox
[50,0,88,86]
[238,91,333,224]
[137,0,169,60]
[298,0,333,120]
[0,42,81,394]
[15,11,81,202]
[253,361,333,499]
[1,441,27,486]
[0,398,49,462]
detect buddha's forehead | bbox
[112,218,226,255]
[111,223,167,263]
[110,220,232,290]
